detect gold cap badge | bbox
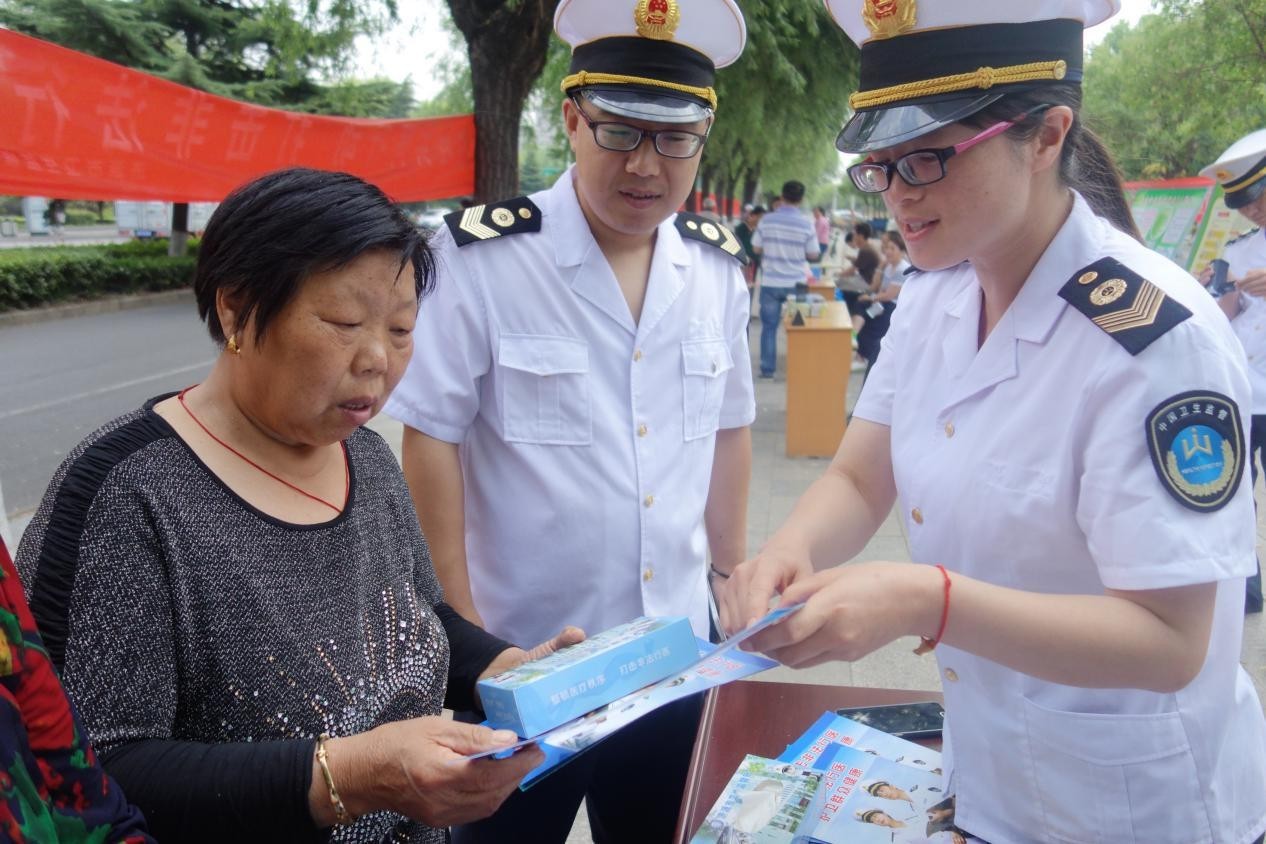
[863,0,916,40]
[635,0,680,40]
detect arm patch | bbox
[1058,257,1191,355]
[1146,391,1244,512]
[444,197,541,246]
[674,213,749,265]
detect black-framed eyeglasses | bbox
[847,119,1018,194]
[572,99,709,160]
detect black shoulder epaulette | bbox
[902,264,921,276]
[444,197,541,247]
[674,213,748,265]
[1058,257,1192,356]
[1226,227,1261,248]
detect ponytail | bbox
[1065,121,1140,240]
[966,86,1141,241]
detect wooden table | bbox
[785,300,852,458]
[674,680,943,843]
[808,282,837,301]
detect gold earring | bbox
[227,334,240,355]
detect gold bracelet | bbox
[315,733,354,826]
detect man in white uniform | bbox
[1202,128,1266,613]
[384,0,755,840]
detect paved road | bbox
[0,224,130,249]
[0,296,215,517]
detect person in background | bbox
[18,168,577,843]
[856,230,909,372]
[1200,127,1266,614]
[702,196,723,223]
[0,537,153,843]
[813,206,831,260]
[720,1,1266,841]
[752,180,820,378]
[736,205,766,303]
[383,1,756,841]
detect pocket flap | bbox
[681,339,733,378]
[498,335,589,376]
[1023,696,1190,765]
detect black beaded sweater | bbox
[16,396,510,843]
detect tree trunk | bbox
[742,168,760,208]
[449,0,562,201]
[168,202,190,257]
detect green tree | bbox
[698,1,859,214]
[1084,1,1266,179]
[444,0,563,201]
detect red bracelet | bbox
[913,564,951,656]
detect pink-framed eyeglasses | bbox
[846,111,1045,194]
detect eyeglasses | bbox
[572,100,709,160]
[847,119,1018,194]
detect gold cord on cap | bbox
[1226,163,1266,195]
[561,71,717,109]
[849,59,1067,111]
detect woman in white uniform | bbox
[719,2,1266,842]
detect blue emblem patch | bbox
[1146,391,1244,512]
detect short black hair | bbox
[194,167,434,345]
[854,222,873,239]
[781,180,806,203]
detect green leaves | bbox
[1084,1,1266,179]
[0,244,198,311]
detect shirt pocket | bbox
[681,338,733,441]
[497,334,592,445]
[1021,696,1207,844]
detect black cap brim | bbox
[1226,177,1266,210]
[836,93,1003,154]
[579,87,711,125]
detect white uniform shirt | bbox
[1224,229,1266,414]
[854,194,1266,844]
[385,168,756,648]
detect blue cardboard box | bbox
[478,616,698,738]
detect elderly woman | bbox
[17,168,576,843]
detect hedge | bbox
[0,241,199,312]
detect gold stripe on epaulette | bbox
[459,206,498,241]
[716,225,742,258]
[1092,283,1164,333]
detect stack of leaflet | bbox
[692,712,963,843]
[465,606,803,789]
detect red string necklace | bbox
[177,386,347,515]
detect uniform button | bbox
[633,349,644,361]
[944,422,955,438]
[637,423,648,437]
[644,494,655,508]
[944,668,959,682]
[642,567,654,582]
[911,507,924,525]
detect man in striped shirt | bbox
[752,180,821,377]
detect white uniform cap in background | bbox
[1200,128,1266,210]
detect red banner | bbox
[0,28,475,202]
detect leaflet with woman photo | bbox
[779,712,942,775]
